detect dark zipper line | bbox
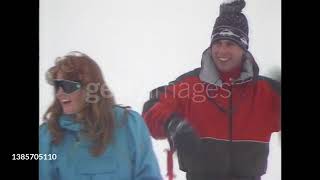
[207,96,227,113]
[229,85,233,142]
[229,84,233,177]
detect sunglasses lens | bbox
[54,80,81,94]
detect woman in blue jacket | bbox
[39,51,162,180]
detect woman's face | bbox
[55,72,86,114]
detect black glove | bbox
[165,114,200,154]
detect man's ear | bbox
[241,52,247,62]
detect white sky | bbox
[39,0,281,179]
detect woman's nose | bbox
[56,87,64,96]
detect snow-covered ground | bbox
[39,0,281,179]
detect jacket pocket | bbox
[76,155,117,180]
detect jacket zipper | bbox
[229,85,233,142]
[228,84,233,176]
[74,132,80,147]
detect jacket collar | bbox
[58,114,83,132]
[199,48,259,87]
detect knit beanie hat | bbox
[211,0,249,50]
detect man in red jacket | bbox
[143,0,281,180]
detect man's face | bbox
[211,39,245,73]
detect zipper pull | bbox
[74,132,80,147]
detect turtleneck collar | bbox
[219,65,242,83]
